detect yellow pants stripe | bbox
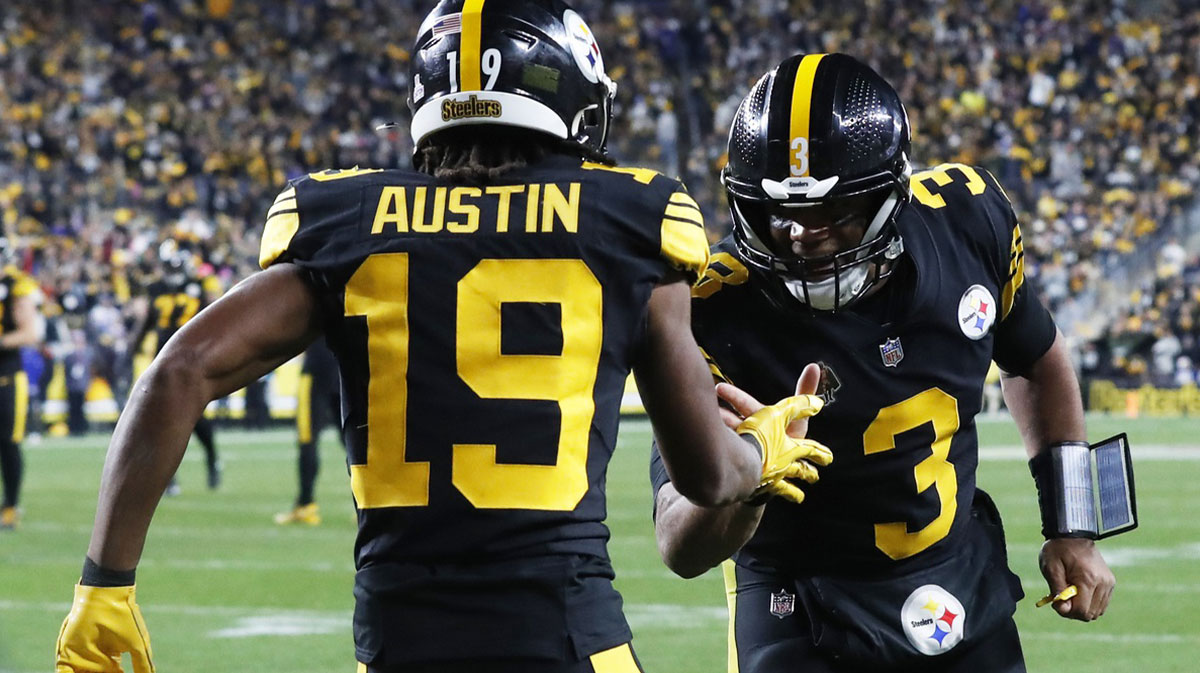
[788,53,826,177]
[297,373,314,444]
[12,371,27,443]
[589,642,640,673]
[722,559,740,673]
[460,0,487,91]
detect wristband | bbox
[81,556,136,587]
[1030,434,1138,540]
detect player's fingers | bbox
[781,460,819,484]
[795,363,822,396]
[798,439,833,466]
[719,406,743,431]
[716,382,765,419]
[768,480,806,504]
[1065,581,1096,621]
[1091,575,1115,619]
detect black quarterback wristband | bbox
[1029,441,1096,540]
[81,557,136,587]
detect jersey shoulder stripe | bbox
[1001,219,1025,320]
[659,187,709,282]
[259,186,300,269]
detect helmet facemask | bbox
[731,176,909,312]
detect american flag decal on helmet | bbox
[433,13,463,37]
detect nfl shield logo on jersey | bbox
[879,337,904,368]
[769,589,795,619]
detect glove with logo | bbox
[56,584,155,673]
[736,394,833,504]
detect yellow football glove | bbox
[56,584,155,673]
[736,394,834,504]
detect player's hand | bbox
[1039,538,1115,621]
[717,363,823,435]
[56,584,155,673]
[727,365,832,504]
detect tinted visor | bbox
[765,190,890,241]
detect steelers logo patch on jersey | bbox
[900,584,965,656]
[957,284,996,340]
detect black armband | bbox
[81,556,136,587]
[1030,434,1138,540]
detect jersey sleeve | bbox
[648,440,671,519]
[658,186,710,284]
[259,184,302,269]
[978,169,1057,374]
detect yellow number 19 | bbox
[345,254,602,511]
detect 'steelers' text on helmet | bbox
[406,0,616,155]
[723,53,912,312]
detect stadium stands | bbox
[0,0,1197,414]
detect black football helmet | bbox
[406,0,616,154]
[723,53,912,312]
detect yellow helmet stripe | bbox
[788,53,826,177]
[461,0,488,91]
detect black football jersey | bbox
[259,157,708,663]
[652,164,1056,576]
[141,277,207,355]
[0,266,37,375]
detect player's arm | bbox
[653,364,824,578]
[88,263,319,569]
[0,292,41,349]
[57,264,319,673]
[633,275,762,507]
[1001,331,1115,622]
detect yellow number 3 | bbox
[345,254,601,511]
[862,388,961,560]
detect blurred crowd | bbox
[1,0,1198,415]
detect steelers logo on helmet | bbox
[722,53,913,312]
[900,584,966,656]
[563,9,605,84]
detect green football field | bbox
[1,415,1197,672]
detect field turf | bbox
[1,415,1197,672]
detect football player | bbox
[274,336,342,526]
[0,242,42,530]
[131,248,221,493]
[651,54,1117,672]
[55,3,832,672]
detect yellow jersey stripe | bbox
[660,216,710,282]
[1001,223,1025,320]
[788,54,826,177]
[589,643,640,673]
[259,211,301,269]
[722,559,740,673]
[669,191,701,209]
[664,204,704,225]
[699,347,730,384]
[267,197,297,219]
[461,0,487,91]
[273,187,296,204]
